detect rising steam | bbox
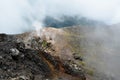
[0,0,120,80]
[0,0,120,34]
[79,26,120,80]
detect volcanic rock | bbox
[0,33,86,80]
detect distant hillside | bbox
[43,16,106,28]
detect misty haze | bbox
[0,0,120,80]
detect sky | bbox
[0,0,120,34]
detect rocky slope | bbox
[0,26,115,80]
[0,29,86,80]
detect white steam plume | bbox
[0,0,120,34]
[79,26,120,80]
[0,0,45,34]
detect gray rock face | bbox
[0,35,52,80]
[0,34,86,80]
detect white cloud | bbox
[0,0,120,34]
[43,0,119,23]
